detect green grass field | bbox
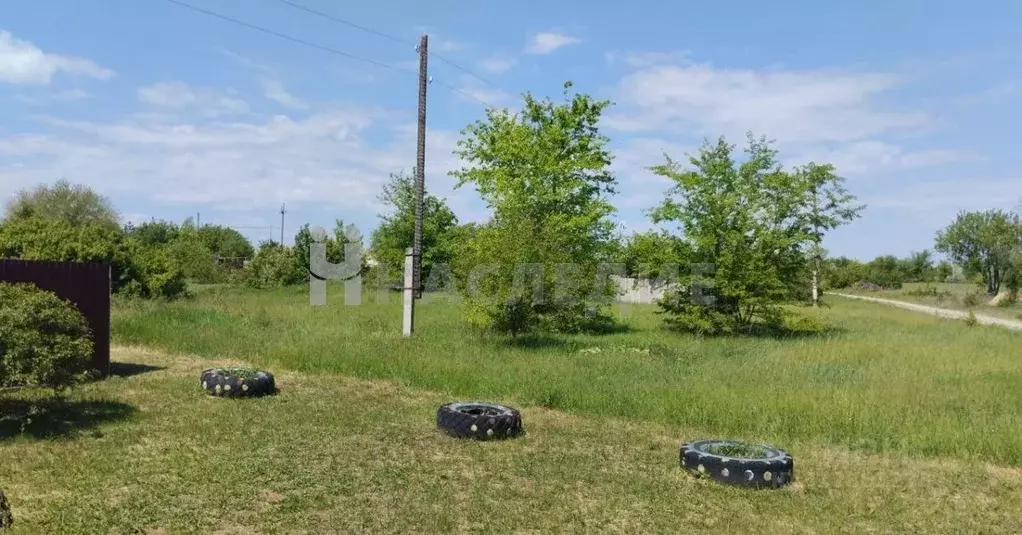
[2,346,1021,533]
[3,285,1022,533]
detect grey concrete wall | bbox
[611,275,681,304]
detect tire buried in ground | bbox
[200,367,276,398]
[680,439,793,489]
[437,402,523,440]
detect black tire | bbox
[436,402,523,440]
[200,367,276,398]
[680,439,794,489]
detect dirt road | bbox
[832,293,1022,332]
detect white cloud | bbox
[455,79,512,108]
[17,89,90,105]
[605,50,690,68]
[954,81,1022,107]
[525,32,581,55]
[261,78,307,109]
[0,104,475,223]
[478,55,517,74]
[0,30,113,85]
[790,141,979,176]
[138,81,250,116]
[607,62,931,144]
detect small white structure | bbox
[611,275,682,304]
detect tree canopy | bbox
[369,171,459,282]
[450,81,619,334]
[935,209,1022,295]
[649,134,862,334]
[3,179,119,228]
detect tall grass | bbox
[113,284,1022,464]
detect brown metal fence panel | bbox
[0,259,112,377]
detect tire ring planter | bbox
[200,367,276,398]
[680,439,794,489]
[437,402,524,440]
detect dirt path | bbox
[832,293,1022,331]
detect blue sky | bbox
[1,0,1020,260]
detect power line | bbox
[163,0,412,73]
[162,0,496,108]
[270,0,498,89]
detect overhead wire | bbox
[270,0,499,89]
[161,0,496,107]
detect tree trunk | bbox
[811,255,821,307]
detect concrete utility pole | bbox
[280,203,286,246]
[197,212,201,227]
[404,34,428,337]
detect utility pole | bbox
[280,203,286,246]
[197,212,201,227]
[404,33,428,337]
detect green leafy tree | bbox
[0,216,186,299]
[124,219,180,248]
[616,230,690,282]
[197,225,254,261]
[935,260,954,283]
[3,179,119,228]
[935,210,1022,295]
[649,134,861,335]
[796,162,865,306]
[369,171,460,283]
[900,250,935,283]
[822,256,867,289]
[865,255,905,289]
[450,81,619,334]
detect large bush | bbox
[0,283,94,390]
[0,216,187,299]
[243,241,307,289]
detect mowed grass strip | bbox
[110,285,1022,465]
[2,347,1021,534]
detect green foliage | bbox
[196,225,255,262]
[292,221,364,279]
[369,171,460,284]
[243,241,306,289]
[124,219,253,285]
[3,179,119,228]
[450,81,620,335]
[649,134,862,335]
[962,291,980,308]
[123,219,179,248]
[935,261,954,283]
[615,230,690,281]
[0,282,94,390]
[0,216,187,299]
[822,257,867,289]
[902,250,935,282]
[935,210,1022,295]
[864,255,905,289]
[964,310,979,327]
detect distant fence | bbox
[0,259,111,377]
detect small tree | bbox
[794,162,865,306]
[935,210,1022,295]
[935,260,954,283]
[649,134,861,334]
[369,171,459,283]
[451,81,619,334]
